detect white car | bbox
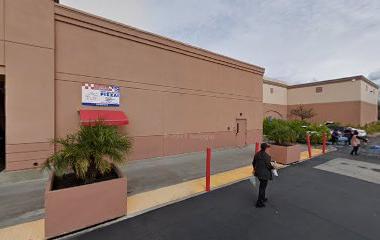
[346,127,367,138]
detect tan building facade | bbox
[263,79,288,119]
[264,76,379,126]
[0,1,264,171]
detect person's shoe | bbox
[255,203,265,208]
[263,198,268,202]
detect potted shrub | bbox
[43,122,132,239]
[266,121,301,164]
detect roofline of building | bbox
[263,79,289,88]
[288,75,378,89]
[264,75,379,89]
[54,3,265,75]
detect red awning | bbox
[79,110,129,126]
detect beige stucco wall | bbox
[288,101,362,125]
[54,5,264,161]
[360,80,379,105]
[360,101,378,126]
[263,82,287,105]
[287,79,378,125]
[263,103,287,119]
[0,0,4,66]
[4,0,55,170]
[288,80,362,105]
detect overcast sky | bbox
[61,0,380,85]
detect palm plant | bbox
[266,123,297,146]
[44,122,132,184]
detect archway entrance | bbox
[264,110,283,120]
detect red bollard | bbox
[306,134,312,158]
[322,133,327,154]
[206,147,211,192]
[255,142,260,153]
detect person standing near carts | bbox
[350,130,368,155]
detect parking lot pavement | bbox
[70,149,380,240]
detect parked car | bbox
[325,122,368,144]
[325,122,367,137]
[346,127,367,138]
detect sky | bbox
[61,0,380,85]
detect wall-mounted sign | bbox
[82,83,120,107]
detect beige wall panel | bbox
[263,103,287,119]
[55,22,260,100]
[5,0,54,48]
[0,40,4,65]
[163,93,261,134]
[121,88,165,136]
[288,102,361,125]
[263,83,287,105]
[288,81,361,105]
[0,0,4,40]
[129,129,262,161]
[6,158,46,171]
[360,81,379,105]
[5,43,54,144]
[6,149,53,162]
[6,142,51,153]
[129,135,164,160]
[360,102,377,125]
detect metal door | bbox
[236,119,247,147]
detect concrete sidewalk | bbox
[0,146,321,239]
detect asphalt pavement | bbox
[70,149,380,240]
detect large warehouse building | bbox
[263,75,379,125]
[1,0,377,172]
[0,0,264,171]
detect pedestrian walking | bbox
[350,130,360,155]
[252,143,274,208]
[331,130,339,145]
[344,128,353,145]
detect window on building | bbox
[316,87,323,93]
[270,88,274,94]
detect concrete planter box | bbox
[45,167,127,239]
[268,144,301,164]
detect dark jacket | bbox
[252,151,274,180]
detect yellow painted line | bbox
[0,219,44,240]
[127,178,205,216]
[127,165,255,216]
[300,149,323,161]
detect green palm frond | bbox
[43,121,133,182]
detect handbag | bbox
[249,175,257,187]
[271,161,279,177]
[272,168,279,177]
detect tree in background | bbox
[290,105,316,121]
